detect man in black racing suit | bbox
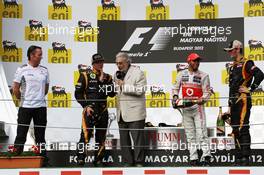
[224,40,264,165]
[75,53,116,166]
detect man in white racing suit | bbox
[172,53,212,166]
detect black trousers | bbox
[77,110,108,163]
[231,96,251,159]
[14,107,47,155]
[118,117,145,165]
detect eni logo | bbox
[244,0,264,17]
[146,0,169,20]
[1,40,22,62]
[204,91,220,107]
[245,39,264,61]
[48,42,72,64]
[73,64,92,86]
[251,87,264,106]
[195,0,218,19]
[48,86,71,108]
[74,21,98,42]
[48,0,72,20]
[25,20,48,41]
[98,0,120,20]
[1,0,23,18]
[146,85,170,108]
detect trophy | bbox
[106,113,116,138]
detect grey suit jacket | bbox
[114,65,147,122]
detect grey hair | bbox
[116,52,132,64]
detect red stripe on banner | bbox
[187,169,208,174]
[229,170,250,174]
[144,170,165,174]
[20,172,39,175]
[102,170,123,175]
[61,171,81,175]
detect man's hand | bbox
[172,95,179,108]
[116,79,124,87]
[239,86,250,93]
[85,107,94,116]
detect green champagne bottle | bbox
[216,106,225,136]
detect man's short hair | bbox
[116,52,132,64]
[27,45,42,60]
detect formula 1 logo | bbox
[195,0,218,19]
[48,0,72,20]
[245,0,264,17]
[98,0,120,20]
[48,86,71,108]
[146,0,169,20]
[121,27,171,57]
[48,42,72,64]
[1,0,23,18]
[245,39,264,61]
[1,40,22,62]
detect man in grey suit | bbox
[114,52,147,167]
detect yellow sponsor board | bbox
[107,96,116,108]
[195,4,218,19]
[25,27,48,41]
[1,3,23,18]
[48,93,71,108]
[146,6,170,20]
[244,2,264,17]
[74,28,98,42]
[48,49,72,64]
[172,71,177,85]
[48,5,72,20]
[146,92,170,108]
[252,91,264,106]
[74,71,80,86]
[221,69,229,85]
[204,92,220,107]
[244,47,264,61]
[1,48,22,62]
[97,6,120,20]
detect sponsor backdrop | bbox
[1,0,264,151]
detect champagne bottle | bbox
[216,107,225,136]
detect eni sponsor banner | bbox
[48,0,72,20]
[195,0,218,19]
[146,86,170,108]
[74,21,98,42]
[98,0,120,20]
[25,20,48,41]
[48,42,72,64]
[98,18,244,63]
[48,86,71,108]
[146,0,169,20]
[244,39,264,61]
[244,0,264,17]
[1,41,22,62]
[1,0,23,18]
[252,91,264,106]
[221,68,228,85]
[204,92,220,107]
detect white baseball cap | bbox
[224,40,243,51]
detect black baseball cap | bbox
[92,53,104,64]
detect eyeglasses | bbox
[115,62,125,65]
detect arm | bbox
[172,71,182,98]
[12,82,21,99]
[45,70,50,95]
[246,61,264,92]
[75,73,89,108]
[199,74,211,104]
[122,70,147,96]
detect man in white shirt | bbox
[12,45,49,162]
